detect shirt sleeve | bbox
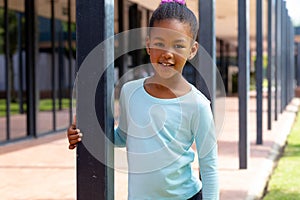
[192,103,219,200]
[115,127,127,147]
[114,86,127,147]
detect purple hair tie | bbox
[160,0,186,5]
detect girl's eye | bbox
[153,42,164,47]
[174,44,185,49]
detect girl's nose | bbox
[162,51,174,59]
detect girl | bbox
[68,1,219,199]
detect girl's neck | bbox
[144,74,191,99]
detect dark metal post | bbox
[290,34,292,101]
[68,0,73,125]
[280,1,286,113]
[198,0,216,114]
[256,0,263,144]
[275,0,281,121]
[25,0,37,137]
[296,42,300,87]
[289,18,292,102]
[238,0,250,169]
[290,20,293,101]
[290,22,295,101]
[220,39,225,86]
[285,16,290,104]
[58,24,64,111]
[225,43,230,93]
[18,13,24,114]
[117,0,125,78]
[51,0,57,131]
[76,0,114,199]
[4,0,10,140]
[267,0,275,130]
[290,19,294,102]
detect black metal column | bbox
[67,0,73,125]
[225,43,231,93]
[290,20,293,101]
[220,39,225,87]
[198,0,216,114]
[18,13,24,114]
[290,20,295,101]
[280,1,286,113]
[290,17,294,102]
[275,0,281,121]
[285,16,290,104]
[76,0,114,199]
[267,0,275,130]
[296,42,300,87]
[256,0,263,144]
[290,22,295,101]
[25,0,37,137]
[51,0,57,131]
[289,18,292,102]
[58,25,64,111]
[225,43,230,93]
[238,0,250,169]
[117,0,124,78]
[4,0,10,140]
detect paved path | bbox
[0,96,299,200]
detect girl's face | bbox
[146,19,198,79]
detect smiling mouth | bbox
[159,62,175,67]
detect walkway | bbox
[0,95,299,200]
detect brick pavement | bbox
[0,96,299,200]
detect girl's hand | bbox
[67,123,83,150]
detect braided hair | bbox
[149,2,198,40]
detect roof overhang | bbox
[129,0,275,52]
[0,0,76,22]
[1,0,298,48]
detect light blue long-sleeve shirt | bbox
[115,78,219,200]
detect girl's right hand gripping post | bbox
[67,123,83,150]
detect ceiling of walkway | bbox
[1,0,298,48]
[129,0,269,51]
[0,0,76,22]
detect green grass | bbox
[0,98,71,117]
[38,98,71,111]
[263,111,300,200]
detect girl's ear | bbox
[188,41,199,60]
[146,36,151,55]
